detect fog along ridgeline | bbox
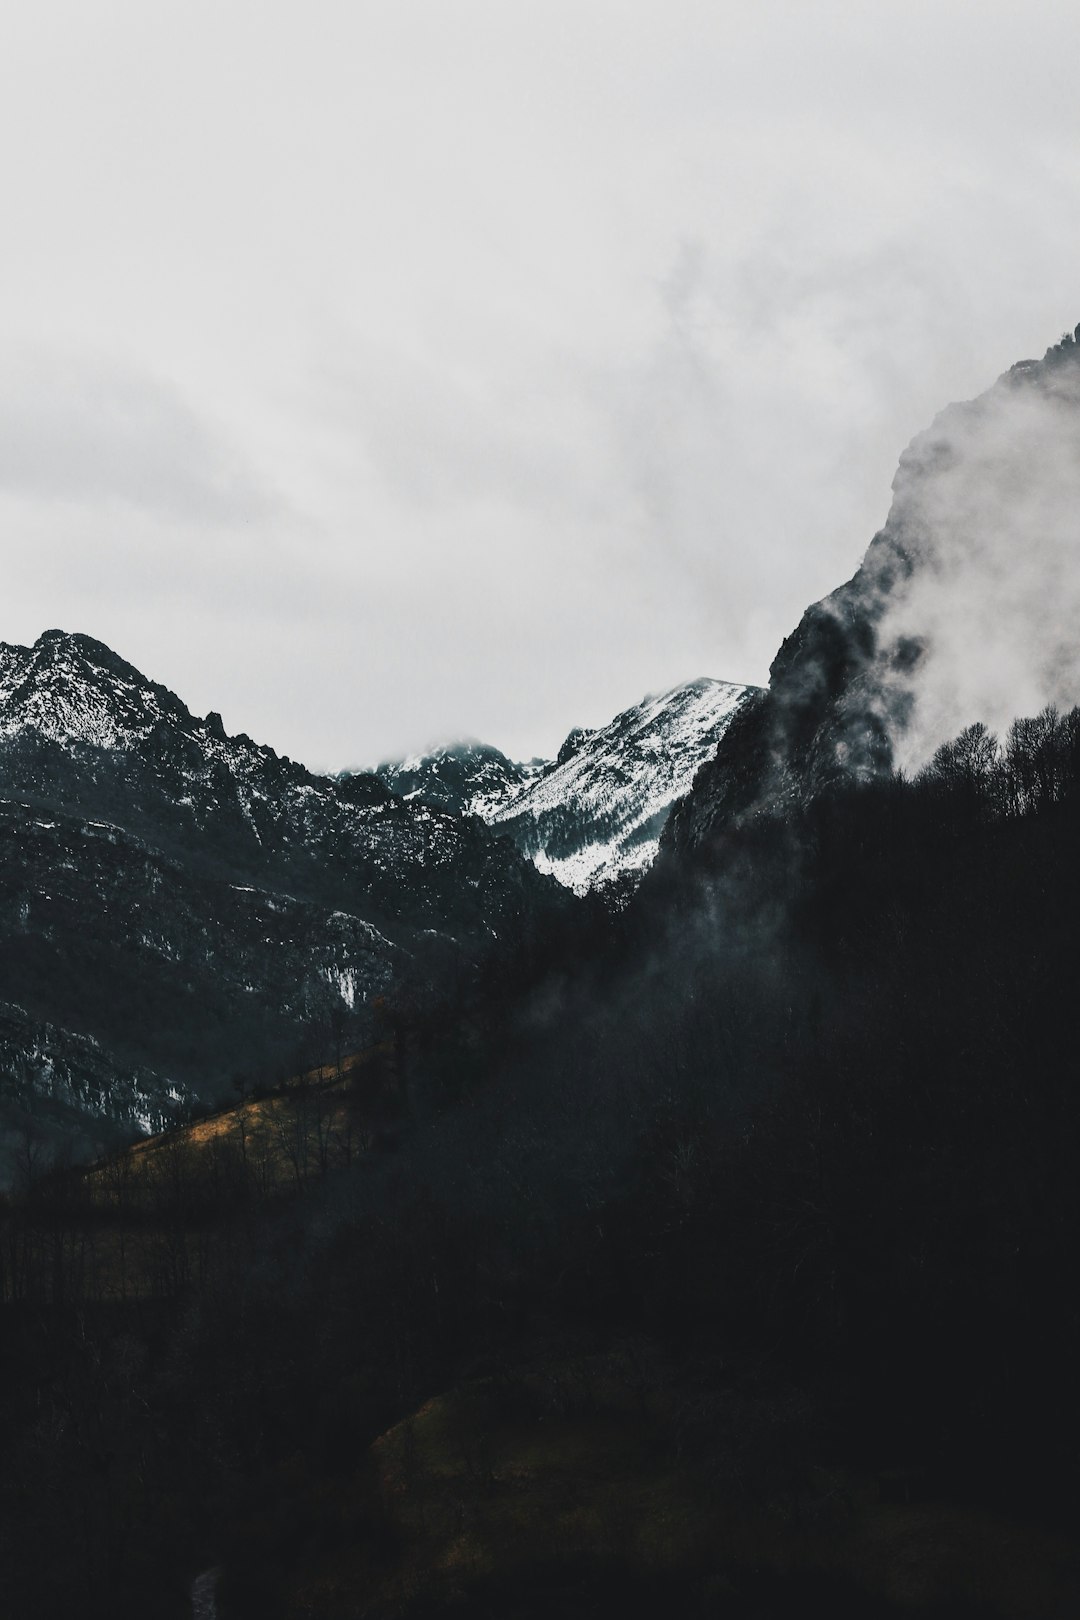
[4,328,1080,1618]
[668,322,1080,849]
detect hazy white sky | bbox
[4,0,1080,768]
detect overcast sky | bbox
[4,1,1080,769]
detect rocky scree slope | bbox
[377,679,756,895]
[0,631,565,1156]
[666,324,1080,863]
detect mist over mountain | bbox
[668,324,1080,859]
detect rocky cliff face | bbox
[377,679,757,895]
[0,631,565,1157]
[666,324,1080,861]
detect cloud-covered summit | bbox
[877,325,1080,770]
[667,323,1080,852]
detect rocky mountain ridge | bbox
[377,678,757,894]
[375,741,544,821]
[0,631,565,1163]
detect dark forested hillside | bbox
[3,703,1080,1616]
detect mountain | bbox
[0,631,566,1160]
[489,679,756,892]
[377,679,757,895]
[667,323,1080,862]
[375,740,545,819]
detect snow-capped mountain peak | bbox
[375,677,758,895]
[375,739,532,820]
[0,629,190,749]
[0,628,568,1151]
[491,678,756,893]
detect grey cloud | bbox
[877,345,1080,770]
[321,337,616,524]
[0,348,272,523]
[4,4,1080,771]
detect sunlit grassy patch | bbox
[33,1044,401,1301]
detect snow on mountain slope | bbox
[0,629,389,851]
[378,679,758,895]
[0,631,535,931]
[491,679,755,893]
[376,741,540,820]
[0,630,568,1148]
[0,627,201,748]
